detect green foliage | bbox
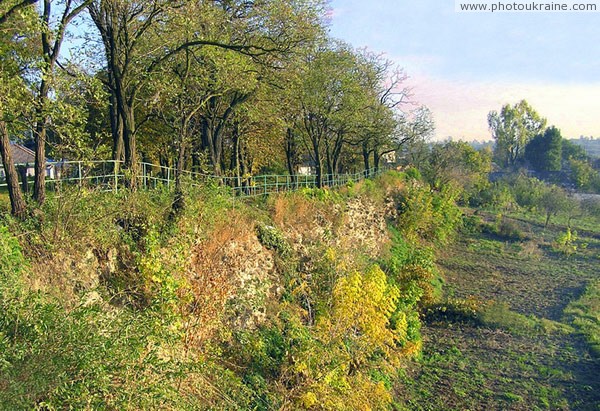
[525,126,563,171]
[425,297,482,323]
[538,185,573,227]
[569,158,600,192]
[395,181,462,245]
[474,181,514,209]
[403,166,422,181]
[564,280,600,357]
[510,175,546,211]
[423,141,492,200]
[384,228,442,311]
[552,228,584,256]
[257,224,292,257]
[562,138,589,161]
[0,224,26,283]
[483,214,526,241]
[488,100,547,168]
[0,230,203,409]
[460,214,483,235]
[299,186,342,203]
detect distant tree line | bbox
[487,100,600,193]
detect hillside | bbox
[1,171,599,410]
[0,172,454,409]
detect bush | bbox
[395,182,462,244]
[483,214,526,241]
[257,224,292,258]
[552,228,584,256]
[461,214,483,235]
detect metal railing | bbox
[1,160,387,197]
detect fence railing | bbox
[1,160,387,197]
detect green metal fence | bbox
[1,160,386,197]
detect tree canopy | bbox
[488,100,546,168]
[0,0,426,215]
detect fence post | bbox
[263,175,267,196]
[113,161,118,193]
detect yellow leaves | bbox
[295,372,392,411]
[301,391,318,408]
[327,265,400,355]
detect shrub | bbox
[257,224,292,258]
[552,228,585,256]
[395,182,462,244]
[461,214,483,235]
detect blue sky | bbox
[328,0,600,140]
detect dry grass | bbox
[271,192,319,230]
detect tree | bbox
[89,0,326,184]
[397,106,435,168]
[569,158,600,192]
[562,139,588,162]
[488,100,546,168]
[423,140,491,193]
[525,126,563,171]
[0,1,37,217]
[297,44,363,186]
[353,52,410,172]
[32,0,91,205]
[539,185,571,227]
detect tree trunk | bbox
[312,137,323,188]
[362,141,370,176]
[0,122,27,218]
[18,165,29,194]
[373,149,381,173]
[331,130,344,175]
[172,138,186,214]
[109,86,124,170]
[325,139,334,178]
[231,125,241,188]
[285,128,298,185]
[33,79,50,205]
[121,101,138,188]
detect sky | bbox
[327,0,600,141]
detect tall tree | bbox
[525,126,563,171]
[488,100,546,168]
[298,44,374,186]
[354,52,409,172]
[33,0,91,205]
[89,0,326,184]
[0,1,37,217]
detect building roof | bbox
[0,143,36,166]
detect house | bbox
[0,142,55,180]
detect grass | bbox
[564,280,600,357]
[395,211,600,410]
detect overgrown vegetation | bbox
[0,170,472,409]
